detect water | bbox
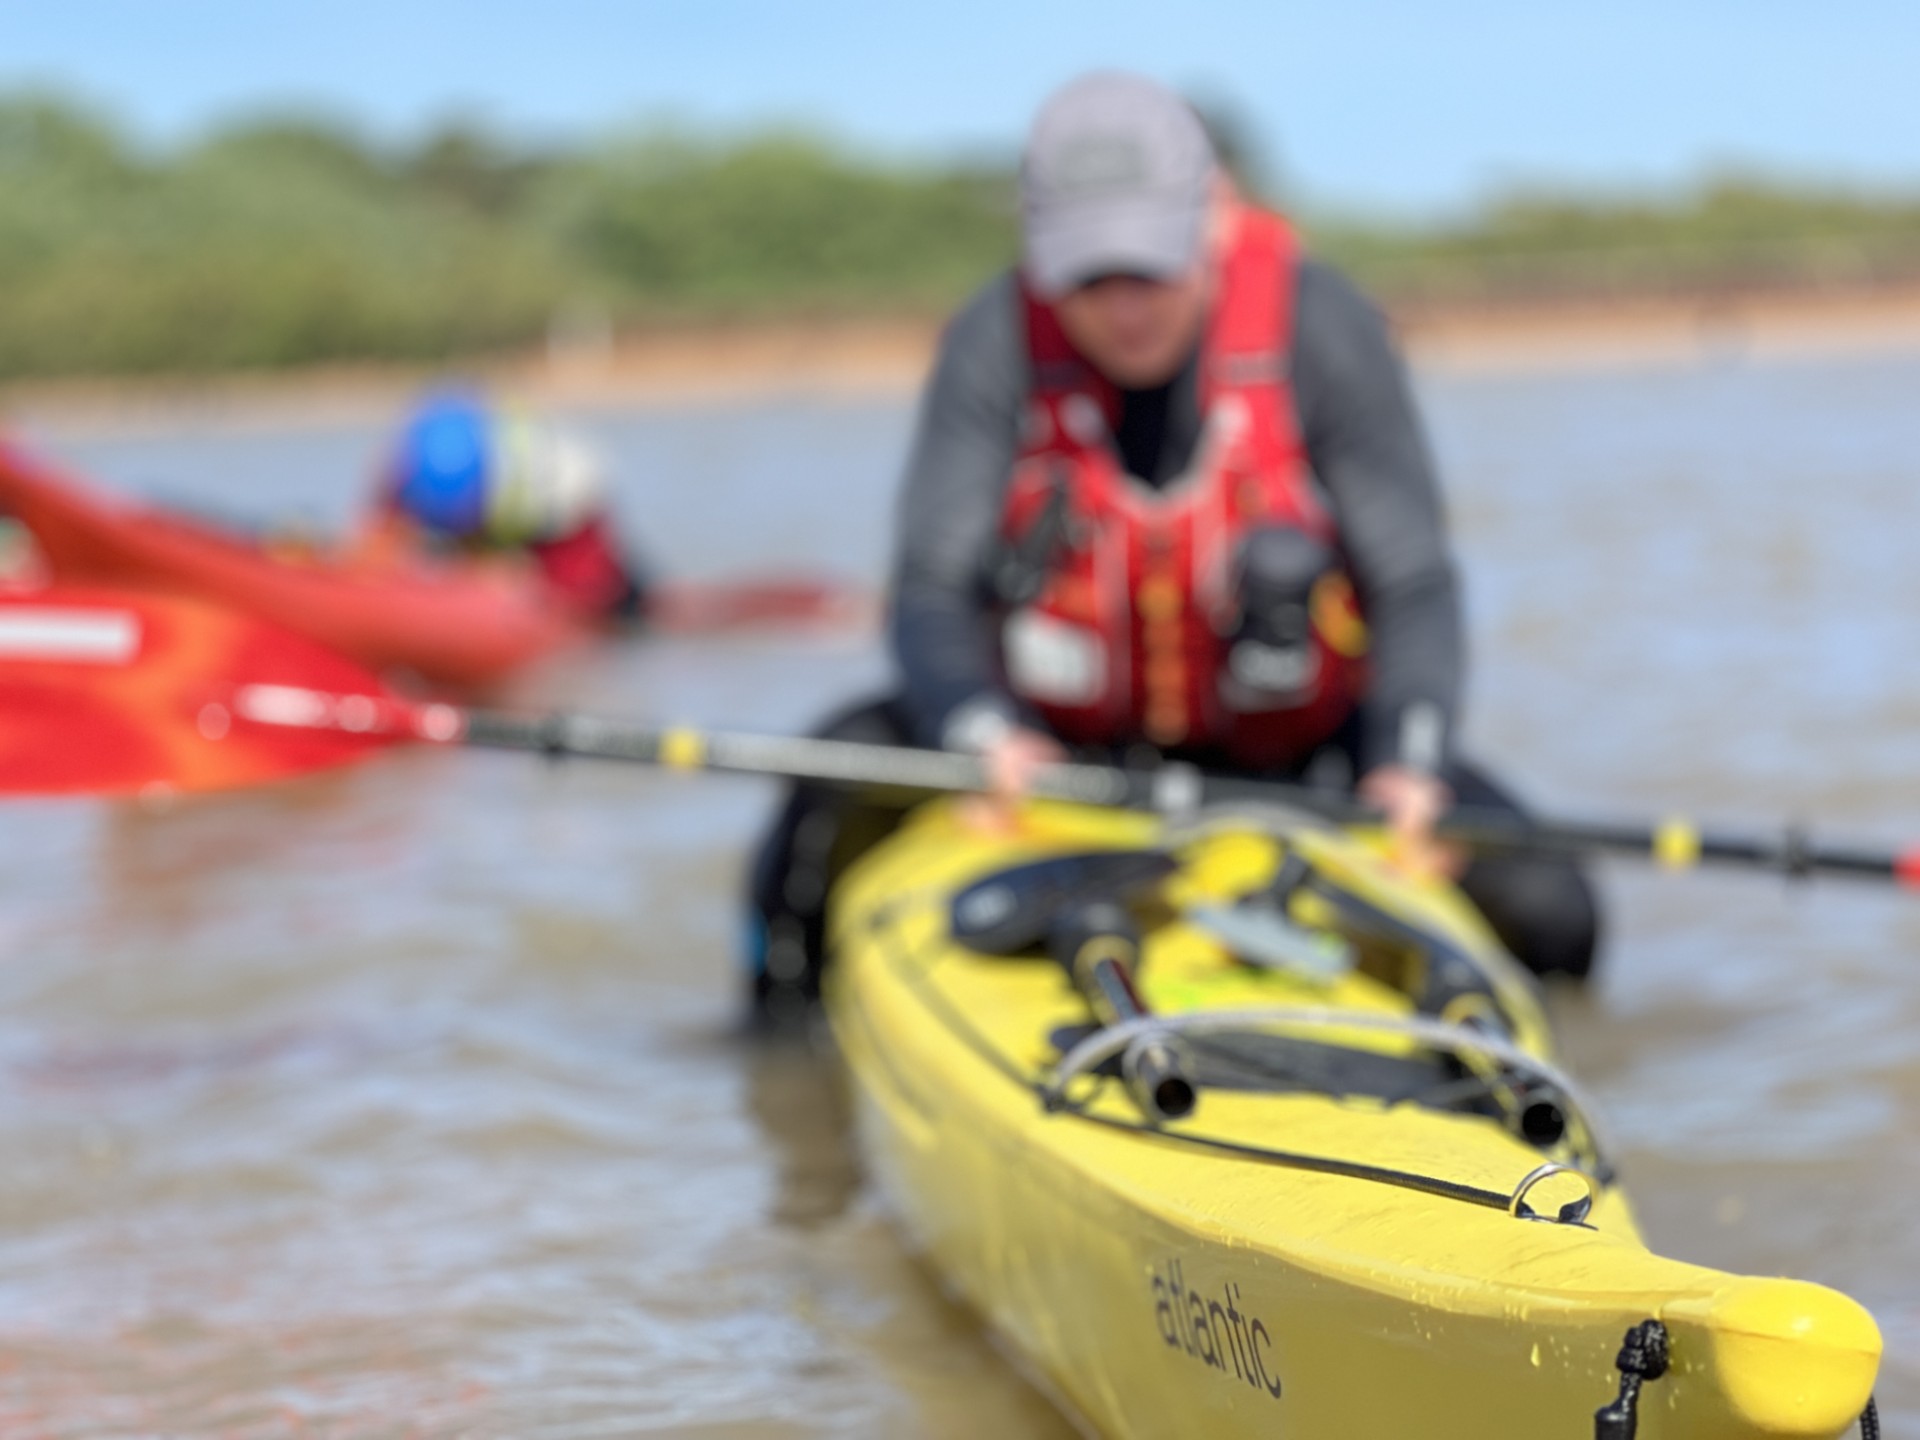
[3,350,1918,1434]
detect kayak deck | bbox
[827,801,1880,1439]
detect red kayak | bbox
[0,585,384,796]
[0,442,582,691]
[0,441,869,691]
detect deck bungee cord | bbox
[1044,1009,1611,1184]
[868,867,1606,1222]
[952,840,1608,1163]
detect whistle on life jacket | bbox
[1220,527,1341,711]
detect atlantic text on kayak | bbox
[1149,1257,1283,1399]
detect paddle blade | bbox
[0,587,395,797]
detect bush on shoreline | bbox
[4,94,1920,380]
[1322,180,1920,302]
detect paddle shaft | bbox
[231,685,1920,889]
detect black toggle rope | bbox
[1593,1320,1669,1440]
[1591,1320,1880,1440]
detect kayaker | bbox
[747,72,1600,1020]
[366,393,649,621]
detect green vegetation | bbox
[0,99,575,377]
[3,92,1920,380]
[1321,181,1920,302]
[0,96,1018,380]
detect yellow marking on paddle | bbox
[658,728,708,771]
[1653,818,1701,870]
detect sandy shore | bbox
[10,283,1920,437]
[1395,280,1920,374]
[0,318,946,439]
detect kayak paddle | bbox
[218,684,1920,888]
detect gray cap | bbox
[1020,72,1217,299]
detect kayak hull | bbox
[0,442,580,690]
[827,802,1880,1439]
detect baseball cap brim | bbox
[1024,190,1207,298]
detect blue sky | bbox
[4,1,1916,214]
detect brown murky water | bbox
[4,351,1918,1435]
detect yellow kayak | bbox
[825,799,1880,1439]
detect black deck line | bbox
[864,905,1576,1217]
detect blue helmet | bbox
[393,393,492,537]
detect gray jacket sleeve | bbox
[1292,260,1464,772]
[887,273,1030,747]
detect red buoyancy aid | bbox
[996,207,1368,769]
[529,510,639,620]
